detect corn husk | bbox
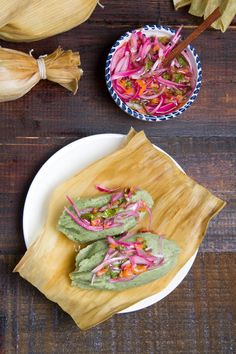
[173,0,236,32]
[0,1,30,28]
[173,0,191,11]
[14,130,225,330]
[0,47,82,102]
[197,0,236,32]
[0,0,98,42]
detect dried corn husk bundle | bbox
[0,0,30,28]
[14,130,225,330]
[0,0,98,42]
[173,0,236,32]
[173,0,191,10]
[0,47,82,102]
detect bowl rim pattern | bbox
[105,24,202,122]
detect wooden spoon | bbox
[162,7,221,67]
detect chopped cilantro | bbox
[81,207,122,221]
[109,270,120,279]
[125,79,132,89]
[173,73,184,83]
[145,59,153,72]
[163,73,170,80]
[81,213,96,221]
[118,198,125,205]
[142,241,147,249]
[101,208,120,219]
[177,56,187,67]
[159,36,170,44]
[175,88,183,95]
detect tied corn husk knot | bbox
[0,0,99,42]
[0,46,83,102]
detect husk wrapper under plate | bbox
[14,130,225,330]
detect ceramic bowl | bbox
[105,25,202,122]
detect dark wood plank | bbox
[0,136,235,254]
[0,24,235,139]
[1,253,235,353]
[91,1,236,27]
[0,1,235,352]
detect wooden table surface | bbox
[0,1,235,353]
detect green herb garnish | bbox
[173,73,184,83]
[125,79,133,89]
[159,36,170,44]
[81,207,122,221]
[81,213,96,221]
[175,88,183,95]
[177,56,187,67]
[101,208,120,219]
[145,59,153,72]
[163,73,170,80]
[109,270,120,279]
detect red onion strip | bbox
[95,184,120,193]
[66,195,81,217]
[92,256,127,274]
[64,207,103,231]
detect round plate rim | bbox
[23,133,197,314]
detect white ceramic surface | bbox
[23,133,197,313]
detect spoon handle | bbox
[162,7,221,66]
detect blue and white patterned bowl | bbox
[105,25,202,122]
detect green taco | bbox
[70,232,180,291]
[58,185,153,243]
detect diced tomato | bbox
[150,98,159,105]
[119,79,135,95]
[138,207,146,212]
[96,268,108,276]
[138,200,147,213]
[126,87,135,95]
[153,44,160,52]
[136,79,147,95]
[150,82,159,90]
[139,108,146,114]
[109,244,116,249]
[133,265,147,275]
[136,237,144,243]
[91,219,101,227]
[120,264,133,277]
[135,243,143,250]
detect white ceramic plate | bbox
[23,134,197,313]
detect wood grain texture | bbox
[0,136,235,255]
[0,0,235,352]
[0,9,235,139]
[1,254,235,353]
